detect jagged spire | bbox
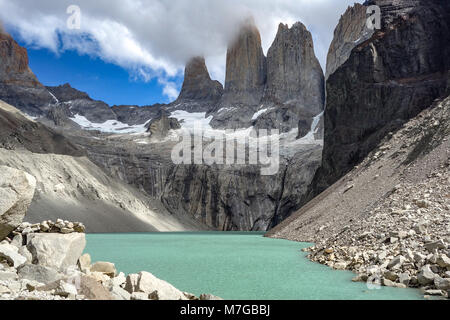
[177,56,223,101]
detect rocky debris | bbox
[1,220,220,300]
[305,161,450,299]
[176,56,223,102]
[12,220,86,236]
[269,91,450,299]
[0,166,36,240]
[90,262,116,278]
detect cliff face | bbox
[211,19,325,135]
[326,4,374,79]
[265,22,324,114]
[177,57,223,102]
[0,32,54,116]
[78,135,322,231]
[222,18,266,106]
[312,0,450,194]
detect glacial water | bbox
[85,232,423,300]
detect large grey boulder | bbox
[417,265,437,286]
[0,166,36,240]
[26,233,86,270]
[125,271,187,300]
[17,264,64,284]
[90,261,116,278]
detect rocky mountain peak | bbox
[46,83,92,103]
[177,56,223,102]
[312,0,450,195]
[0,31,42,88]
[265,21,324,114]
[326,3,373,79]
[223,17,266,105]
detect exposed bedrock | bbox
[309,0,450,196]
[211,19,325,135]
[177,56,223,103]
[80,135,322,231]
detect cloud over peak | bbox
[0,0,363,100]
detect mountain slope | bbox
[0,100,203,232]
[267,95,450,297]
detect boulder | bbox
[424,240,446,253]
[37,279,77,297]
[110,285,131,300]
[436,254,450,268]
[10,234,23,248]
[18,246,32,264]
[108,272,126,288]
[417,265,437,286]
[126,271,187,300]
[88,271,110,284]
[199,294,223,300]
[131,292,149,300]
[18,264,64,284]
[124,273,139,294]
[26,233,86,270]
[388,256,406,270]
[398,273,411,286]
[0,270,18,281]
[76,275,114,300]
[77,253,91,273]
[434,277,450,290]
[0,243,27,268]
[0,166,36,240]
[0,284,10,294]
[90,261,116,278]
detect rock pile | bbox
[11,220,86,236]
[0,230,222,300]
[306,163,450,299]
[1,220,221,300]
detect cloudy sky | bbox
[0,0,363,104]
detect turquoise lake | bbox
[85,232,423,300]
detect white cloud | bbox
[0,0,363,100]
